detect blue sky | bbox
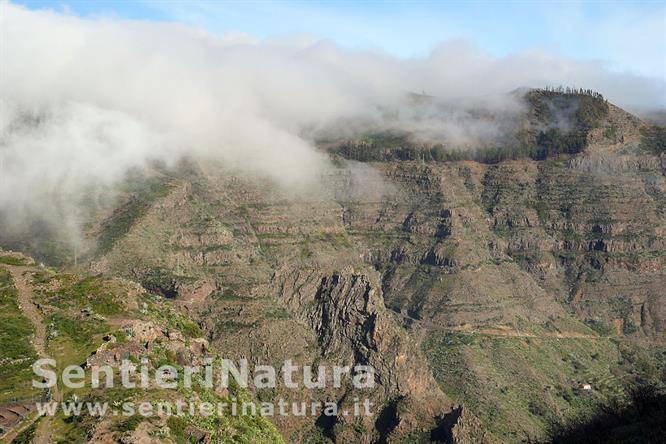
[12,0,666,79]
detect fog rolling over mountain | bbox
[1,4,664,222]
[1,1,665,444]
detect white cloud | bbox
[0,2,664,238]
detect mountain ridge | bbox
[1,90,665,443]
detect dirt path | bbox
[395,312,607,340]
[447,325,603,339]
[3,265,59,444]
[6,266,48,357]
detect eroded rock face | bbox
[477,154,666,343]
[450,406,491,444]
[273,266,454,441]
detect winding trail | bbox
[6,265,48,358]
[394,312,608,340]
[2,264,60,444]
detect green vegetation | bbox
[516,88,608,160]
[610,297,639,336]
[48,403,98,444]
[97,174,173,254]
[639,125,666,155]
[334,137,468,163]
[38,275,124,315]
[265,305,291,320]
[459,165,476,192]
[113,414,144,433]
[49,312,107,344]
[165,416,191,443]
[29,274,130,383]
[213,319,257,336]
[137,267,180,299]
[141,294,203,338]
[292,424,334,443]
[0,255,27,265]
[12,420,39,444]
[45,310,109,382]
[333,89,609,165]
[584,319,613,337]
[530,128,588,159]
[604,124,618,142]
[213,287,247,301]
[397,430,431,444]
[0,268,39,403]
[163,368,286,444]
[423,331,625,441]
[528,87,608,129]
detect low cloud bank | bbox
[0,2,664,246]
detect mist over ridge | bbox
[0,1,664,238]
